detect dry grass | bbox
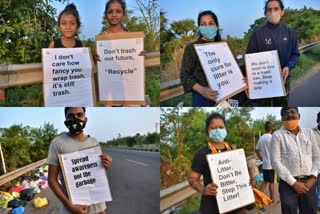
[161,46,186,82]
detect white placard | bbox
[96,34,145,103]
[245,50,286,99]
[58,146,112,205]
[42,48,94,106]
[206,149,255,214]
[194,42,247,103]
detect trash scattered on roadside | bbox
[11,206,24,214]
[0,191,13,208]
[34,197,48,208]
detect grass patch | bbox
[175,194,201,214]
[146,66,160,106]
[290,45,320,86]
[160,92,192,107]
[5,84,43,106]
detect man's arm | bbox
[270,133,308,194]
[304,131,320,189]
[255,140,262,160]
[270,134,296,185]
[286,31,300,70]
[48,165,87,214]
[245,31,258,54]
[100,154,112,169]
[255,149,262,161]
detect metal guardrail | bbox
[0,158,47,186]
[160,154,258,213]
[160,41,320,102]
[0,52,160,89]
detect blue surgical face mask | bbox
[209,128,227,143]
[199,26,218,40]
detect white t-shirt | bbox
[47,133,106,214]
[256,133,273,170]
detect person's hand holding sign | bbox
[68,204,87,214]
[193,83,219,101]
[100,154,112,169]
[282,66,289,81]
[202,183,219,196]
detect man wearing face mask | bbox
[47,107,112,214]
[188,113,255,214]
[312,112,320,210]
[246,0,300,106]
[270,107,320,214]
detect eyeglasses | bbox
[66,112,84,119]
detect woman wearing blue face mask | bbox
[180,10,222,107]
[188,113,254,214]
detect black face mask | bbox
[64,117,86,135]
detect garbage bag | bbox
[8,198,27,208]
[20,188,35,201]
[34,197,48,208]
[12,206,25,214]
[0,191,13,208]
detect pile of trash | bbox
[0,165,49,213]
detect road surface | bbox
[288,64,320,106]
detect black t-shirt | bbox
[53,38,83,48]
[191,146,244,214]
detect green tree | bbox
[145,132,160,144]
[29,122,58,161]
[0,124,32,174]
[0,0,67,64]
[170,19,197,39]
[126,136,136,147]
[134,0,160,51]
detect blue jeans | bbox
[192,91,215,107]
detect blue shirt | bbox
[246,22,300,70]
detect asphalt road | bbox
[288,65,320,106]
[1,149,160,214]
[104,148,160,214]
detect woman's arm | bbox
[188,170,218,196]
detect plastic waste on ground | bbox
[20,189,35,201]
[8,198,28,208]
[11,206,25,214]
[10,186,26,193]
[34,197,48,208]
[0,191,13,208]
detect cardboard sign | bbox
[58,146,112,205]
[245,50,286,99]
[96,32,145,105]
[42,48,95,106]
[206,149,255,214]
[194,42,247,103]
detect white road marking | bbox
[126,159,149,166]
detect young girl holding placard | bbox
[95,0,147,107]
[48,3,83,48]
